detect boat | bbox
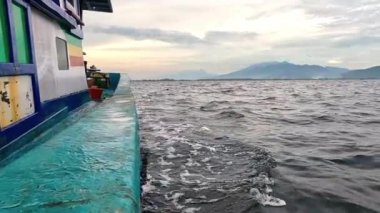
[0,0,141,211]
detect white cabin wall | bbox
[30,8,87,102]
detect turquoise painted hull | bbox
[0,75,141,212]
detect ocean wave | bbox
[217,111,245,119]
[132,80,380,213]
[329,154,380,169]
[200,101,230,112]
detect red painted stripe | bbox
[70,56,84,67]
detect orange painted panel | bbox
[70,56,84,67]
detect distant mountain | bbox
[342,66,380,79]
[162,70,217,80]
[217,62,349,79]
[156,62,380,80]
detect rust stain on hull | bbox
[0,76,35,129]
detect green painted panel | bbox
[12,3,30,64]
[64,31,82,47]
[0,0,10,62]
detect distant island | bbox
[341,66,380,79]
[163,70,217,80]
[158,62,380,80]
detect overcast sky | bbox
[82,0,380,79]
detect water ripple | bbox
[133,80,380,213]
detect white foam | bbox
[200,126,211,131]
[167,153,184,159]
[190,150,199,156]
[193,187,210,192]
[184,207,201,213]
[142,178,156,195]
[206,165,215,173]
[167,147,176,152]
[160,173,172,181]
[250,188,286,207]
[253,173,274,185]
[207,198,221,203]
[192,144,202,150]
[180,170,216,185]
[166,145,184,159]
[159,157,174,166]
[201,157,210,162]
[142,174,156,194]
[171,192,184,199]
[185,197,223,205]
[165,192,185,210]
[186,158,201,167]
[162,168,172,173]
[265,185,273,193]
[159,179,170,187]
[260,195,287,207]
[180,170,202,184]
[159,169,173,187]
[193,143,216,152]
[207,146,216,152]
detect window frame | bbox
[65,0,78,15]
[55,37,69,70]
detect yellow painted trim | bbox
[0,77,20,128]
[0,78,6,128]
[68,43,83,57]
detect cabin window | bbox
[56,37,69,70]
[0,0,10,63]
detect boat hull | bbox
[0,74,141,212]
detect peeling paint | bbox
[0,85,10,105]
[0,76,35,128]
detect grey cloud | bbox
[246,5,297,20]
[247,10,269,20]
[333,36,380,47]
[205,31,258,42]
[94,26,258,45]
[362,24,380,34]
[301,0,380,29]
[274,38,327,48]
[302,0,380,11]
[245,0,380,30]
[275,34,380,49]
[97,46,178,51]
[273,0,380,50]
[273,32,342,48]
[97,26,205,45]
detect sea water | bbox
[133,80,380,213]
